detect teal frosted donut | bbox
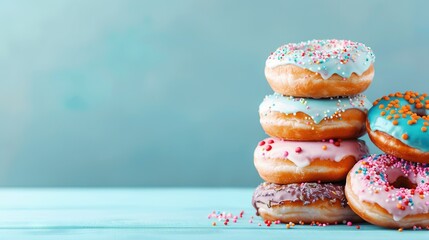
[367,91,429,163]
[265,39,375,98]
[259,93,371,140]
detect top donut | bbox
[265,39,375,98]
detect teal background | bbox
[0,0,428,187]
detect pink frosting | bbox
[254,137,369,168]
[349,154,429,221]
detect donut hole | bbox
[414,108,428,117]
[390,176,417,190]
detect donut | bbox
[367,91,429,163]
[252,182,361,224]
[265,39,375,98]
[346,154,429,228]
[254,137,369,184]
[259,93,371,140]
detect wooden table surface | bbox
[0,188,427,239]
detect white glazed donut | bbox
[265,39,375,98]
[259,93,371,140]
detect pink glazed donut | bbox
[254,137,369,184]
[346,154,429,228]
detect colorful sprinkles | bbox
[368,91,429,152]
[260,93,371,125]
[351,154,429,221]
[373,91,429,133]
[207,210,360,228]
[255,138,368,168]
[206,209,429,230]
[266,39,375,79]
[252,182,348,209]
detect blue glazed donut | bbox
[367,91,429,163]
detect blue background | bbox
[1,0,428,187]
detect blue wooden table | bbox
[0,188,427,239]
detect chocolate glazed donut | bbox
[252,182,361,223]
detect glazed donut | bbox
[252,182,361,223]
[265,39,375,98]
[259,93,371,140]
[367,91,429,163]
[346,154,429,228]
[254,137,369,184]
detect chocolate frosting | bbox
[252,182,348,215]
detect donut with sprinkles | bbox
[367,91,429,163]
[265,39,375,98]
[253,182,362,224]
[346,154,429,228]
[254,137,369,184]
[259,93,372,140]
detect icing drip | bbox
[350,154,429,221]
[259,93,371,124]
[255,138,369,168]
[266,39,375,79]
[252,182,347,215]
[369,91,429,152]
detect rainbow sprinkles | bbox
[266,39,375,79]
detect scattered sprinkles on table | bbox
[206,210,361,228]
[206,209,429,231]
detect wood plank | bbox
[0,189,425,239]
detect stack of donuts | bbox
[252,39,375,224]
[346,91,429,229]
